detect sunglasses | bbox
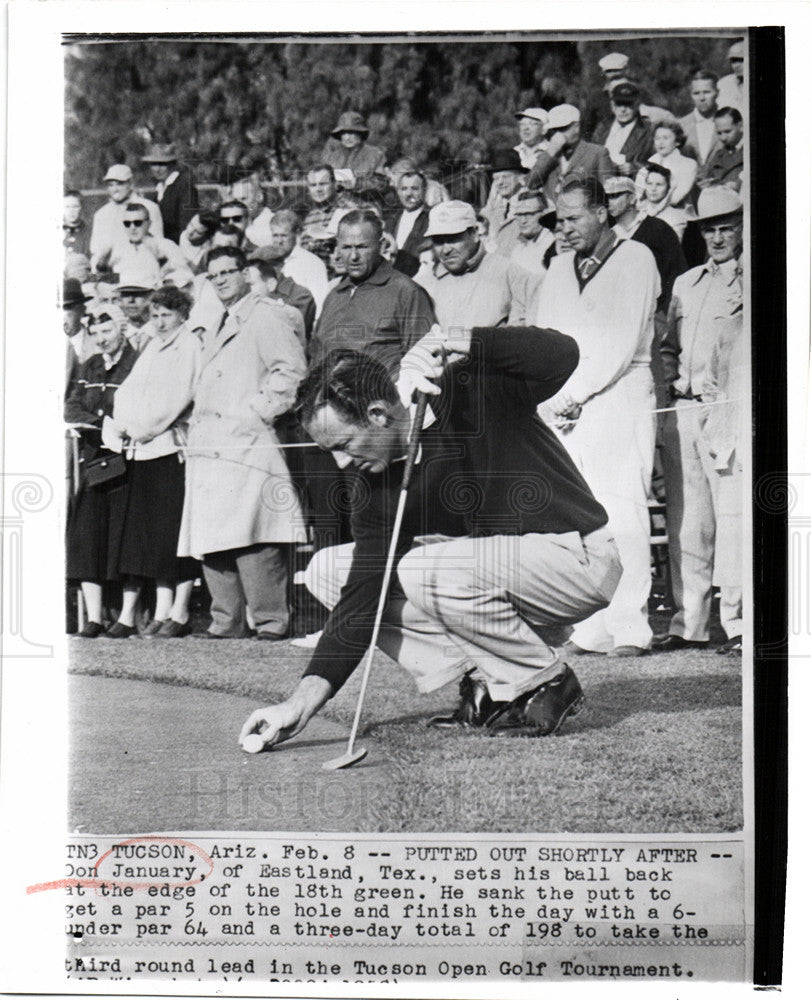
[123,219,146,228]
[220,215,246,224]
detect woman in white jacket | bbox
[636,119,698,209]
[109,285,203,637]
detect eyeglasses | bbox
[123,219,146,228]
[220,215,246,224]
[207,267,242,280]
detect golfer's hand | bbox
[238,675,333,751]
[397,325,471,406]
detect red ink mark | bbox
[26,836,214,895]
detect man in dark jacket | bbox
[592,81,654,176]
[240,326,622,748]
[142,143,200,244]
[527,104,615,203]
[385,170,431,277]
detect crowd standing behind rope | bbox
[64,44,746,657]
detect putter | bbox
[323,391,430,771]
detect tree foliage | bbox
[64,34,735,189]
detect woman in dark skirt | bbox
[65,303,138,637]
[110,286,202,637]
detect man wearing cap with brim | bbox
[534,175,661,657]
[116,268,157,355]
[526,104,614,205]
[143,142,200,244]
[416,199,534,327]
[513,107,549,169]
[597,53,670,125]
[320,111,387,194]
[716,39,746,116]
[90,164,163,271]
[657,186,744,654]
[592,81,655,176]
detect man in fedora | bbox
[142,142,200,243]
[657,187,744,653]
[416,200,534,327]
[513,107,549,169]
[480,148,530,258]
[320,111,387,194]
[63,278,96,389]
[526,104,614,204]
[90,164,163,271]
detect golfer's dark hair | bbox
[150,284,192,319]
[207,245,248,271]
[295,350,398,426]
[559,174,609,211]
[337,208,383,240]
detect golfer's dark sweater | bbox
[303,326,608,693]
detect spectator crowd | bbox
[64,41,747,657]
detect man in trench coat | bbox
[177,246,307,639]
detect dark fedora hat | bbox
[62,277,92,308]
[142,143,179,164]
[488,148,529,173]
[331,111,370,137]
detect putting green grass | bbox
[69,637,742,833]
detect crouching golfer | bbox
[240,326,621,746]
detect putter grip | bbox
[401,392,429,492]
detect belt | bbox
[672,390,702,402]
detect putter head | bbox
[322,746,368,771]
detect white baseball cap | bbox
[544,104,581,133]
[425,200,478,237]
[599,52,630,72]
[104,164,134,183]
[514,107,549,125]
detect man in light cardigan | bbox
[534,175,660,657]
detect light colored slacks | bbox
[661,400,742,641]
[558,367,657,652]
[305,529,621,703]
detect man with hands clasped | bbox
[240,322,622,750]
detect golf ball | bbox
[242,734,265,754]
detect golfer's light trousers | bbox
[304,528,621,702]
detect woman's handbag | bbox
[84,452,127,488]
